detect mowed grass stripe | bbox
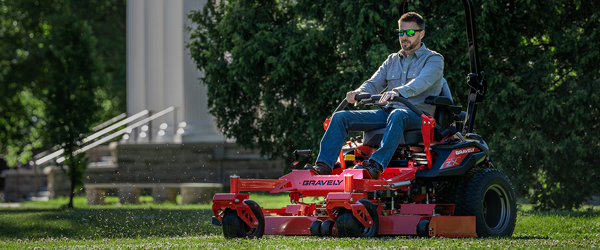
[0,195,598,249]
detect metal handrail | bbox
[35,107,175,165]
[82,110,149,144]
[33,112,130,161]
[92,113,127,132]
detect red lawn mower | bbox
[211,0,517,238]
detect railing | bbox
[35,106,178,165]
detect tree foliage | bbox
[0,0,122,207]
[189,0,600,210]
[188,0,403,162]
[0,0,126,168]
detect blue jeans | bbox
[316,108,423,170]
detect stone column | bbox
[151,186,178,203]
[126,0,224,144]
[181,0,225,143]
[126,0,146,143]
[85,187,106,205]
[161,0,185,143]
[118,185,140,204]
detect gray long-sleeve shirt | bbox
[356,43,444,115]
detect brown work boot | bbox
[303,162,332,175]
[354,160,383,179]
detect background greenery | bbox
[0,0,127,207]
[0,0,126,166]
[187,0,600,210]
[0,195,598,249]
[1,0,598,210]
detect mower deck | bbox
[212,169,477,238]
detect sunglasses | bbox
[397,29,423,37]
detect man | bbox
[304,12,444,179]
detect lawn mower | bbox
[211,0,517,238]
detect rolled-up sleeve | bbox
[393,54,444,98]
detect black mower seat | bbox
[362,78,456,147]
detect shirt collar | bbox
[400,43,427,58]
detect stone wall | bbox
[110,142,285,188]
[39,142,286,198]
[1,168,47,202]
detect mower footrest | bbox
[378,215,476,237]
[429,216,476,237]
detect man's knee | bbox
[388,109,411,121]
[331,111,350,123]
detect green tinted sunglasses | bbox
[397,29,423,37]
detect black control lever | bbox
[291,149,313,169]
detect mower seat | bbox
[363,78,457,147]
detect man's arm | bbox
[354,54,394,95]
[393,54,444,98]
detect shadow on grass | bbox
[0,208,219,240]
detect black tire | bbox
[320,220,335,236]
[416,220,430,237]
[310,221,322,236]
[449,168,517,237]
[336,199,379,238]
[221,200,265,239]
[222,209,243,239]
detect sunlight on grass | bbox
[1,195,598,249]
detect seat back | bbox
[362,78,453,147]
[433,78,454,130]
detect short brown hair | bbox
[399,12,425,30]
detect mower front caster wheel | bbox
[336,199,379,238]
[221,200,265,239]
[320,220,335,236]
[416,220,430,237]
[310,221,322,236]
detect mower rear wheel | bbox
[221,200,265,239]
[453,168,517,237]
[310,221,322,236]
[336,199,379,238]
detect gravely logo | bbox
[455,147,476,155]
[302,180,343,186]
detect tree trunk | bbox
[68,164,76,208]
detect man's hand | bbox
[346,91,361,103]
[379,90,401,103]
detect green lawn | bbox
[0,194,598,249]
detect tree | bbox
[188,0,403,163]
[188,0,600,210]
[70,0,127,114]
[40,2,107,208]
[464,0,600,210]
[0,0,48,166]
[1,0,126,168]
[0,0,108,208]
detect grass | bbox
[0,194,599,249]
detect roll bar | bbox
[402,0,486,133]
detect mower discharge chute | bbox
[211,0,517,238]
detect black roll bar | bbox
[402,0,486,134]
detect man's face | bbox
[399,21,424,53]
